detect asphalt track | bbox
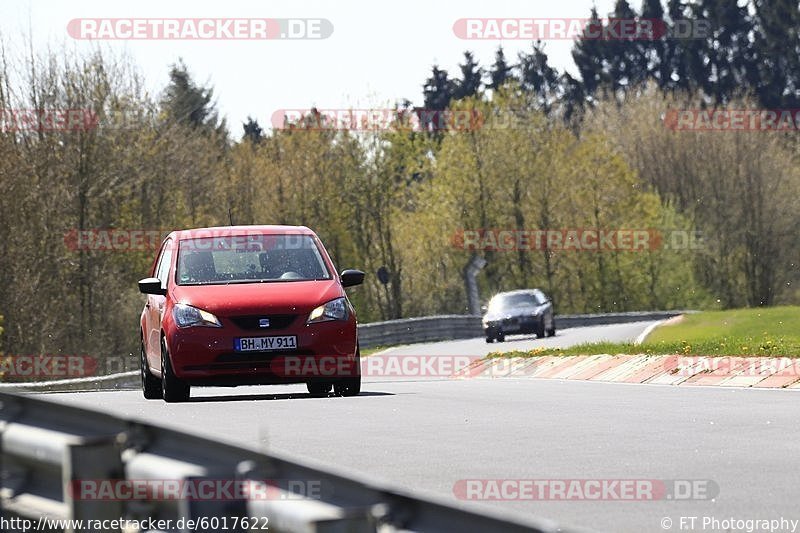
[43,321,800,533]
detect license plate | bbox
[235,335,297,352]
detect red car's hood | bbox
[170,280,343,317]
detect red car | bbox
[138,226,364,402]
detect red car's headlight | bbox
[173,304,222,328]
[307,297,348,324]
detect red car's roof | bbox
[167,225,315,240]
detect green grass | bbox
[488,306,800,359]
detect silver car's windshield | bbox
[489,293,537,311]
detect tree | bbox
[242,116,262,144]
[640,0,667,86]
[571,7,610,98]
[488,47,513,91]
[605,0,642,92]
[453,51,483,100]
[690,0,754,104]
[160,59,226,133]
[421,66,457,134]
[422,66,455,111]
[159,60,229,223]
[587,87,800,308]
[750,0,800,107]
[559,73,587,124]
[518,42,560,112]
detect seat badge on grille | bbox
[258,318,270,328]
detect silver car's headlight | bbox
[307,297,348,323]
[173,304,222,328]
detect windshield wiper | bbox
[179,278,331,286]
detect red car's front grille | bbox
[182,350,316,372]
[228,314,298,330]
[215,349,313,363]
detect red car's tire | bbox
[141,338,162,400]
[161,337,190,403]
[334,350,361,397]
[307,381,333,397]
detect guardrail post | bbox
[177,475,247,533]
[463,255,487,316]
[64,438,124,533]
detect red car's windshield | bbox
[176,234,331,285]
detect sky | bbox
[1,0,618,137]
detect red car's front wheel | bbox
[161,337,190,403]
[334,350,361,397]
[141,338,162,400]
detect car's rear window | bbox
[176,234,331,285]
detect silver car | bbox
[482,289,556,343]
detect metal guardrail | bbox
[0,313,688,393]
[357,311,689,348]
[357,315,481,349]
[0,392,568,533]
[0,371,139,392]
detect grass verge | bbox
[488,306,800,358]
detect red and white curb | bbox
[460,355,800,389]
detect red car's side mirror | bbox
[340,269,365,288]
[138,277,167,296]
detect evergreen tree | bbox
[751,0,800,107]
[488,47,513,91]
[640,0,669,88]
[560,73,587,123]
[454,51,484,100]
[423,65,456,110]
[421,66,456,133]
[242,117,263,144]
[691,0,754,104]
[160,59,225,133]
[518,42,560,112]
[665,0,703,91]
[606,0,642,92]
[572,8,610,97]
